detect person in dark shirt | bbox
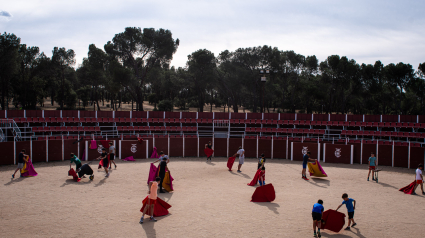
[158,157,169,193]
[258,153,266,170]
[97,148,110,177]
[205,141,213,161]
[302,151,317,181]
[12,149,28,178]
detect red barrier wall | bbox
[199,138,212,157]
[324,144,351,164]
[86,140,103,161]
[410,147,425,168]
[0,110,5,118]
[16,141,31,162]
[32,141,46,163]
[258,139,272,158]
[243,138,256,158]
[272,139,286,159]
[155,137,168,155]
[393,146,408,168]
[229,138,243,157]
[185,137,198,157]
[362,144,377,165]
[352,143,361,164]
[0,141,14,165]
[64,140,79,161]
[378,145,392,166]
[44,110,60,117]
[48,140,62,161]
[170,137,183,157]
[214,138,227,157]
[121,140,147,159]
[142,137,153,157]
[292,142,319,161]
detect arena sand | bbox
[1,158,424,238]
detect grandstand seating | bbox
[0,110,423,147]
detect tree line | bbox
[1,28,424,115]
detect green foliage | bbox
[1,30,425,115]
[157,100,173,111]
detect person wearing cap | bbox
[232,146,245,173]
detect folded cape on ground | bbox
[248,169,265,186]
[227,157,236,171]
[68,168,81,182]
[204,148,214,157]
[308,161,327,177]
[151,147,159,158]
[98,154,110,169]
[399,181,416,194]
[251,183,275,202]
[21,157,38,177]
[140,196,172,217]
[122,156,135,161]
[321,209,346,233]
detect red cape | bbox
[204,148,214,157]
[247,169,265,186]
[98,154,110,169]
[251,183,275,202]
[321,209,346,233]
[68,168,81,182]
[227,157,236,171]
[140,196,172,217]
[399,181,416,194]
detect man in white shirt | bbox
[232,146,245,173]
[413,164,424,195]
[153,151,169,164]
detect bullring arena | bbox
[1,110,425,238]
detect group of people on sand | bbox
[10,140,425,237]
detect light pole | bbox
[259,69,269,113]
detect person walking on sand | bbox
[12,149,28,178]
[232,146,245,173]
[412,164,425,195]
[108,142,117,169]
[97,148,110,177]
[140,177,161,224]
[367,152,377,181]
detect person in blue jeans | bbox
[336,193,357,230]
[312,199,324,237]
[367,152,377,181]
[302,151,317,180]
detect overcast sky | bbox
[1,0,424,69]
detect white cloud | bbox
[0,0,424,69]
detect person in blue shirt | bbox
[336,193,357,231]
[302,151,317,180]
[312,199,324,237]
[367,152,377,181]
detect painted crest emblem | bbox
[131,144,137,153]
[302,146,308,155]
[335,148,341,158]
[97,145,103,154]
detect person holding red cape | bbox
[204,141,214,161]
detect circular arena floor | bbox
[1,158,423,238]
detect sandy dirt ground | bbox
[1,158,424,238]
